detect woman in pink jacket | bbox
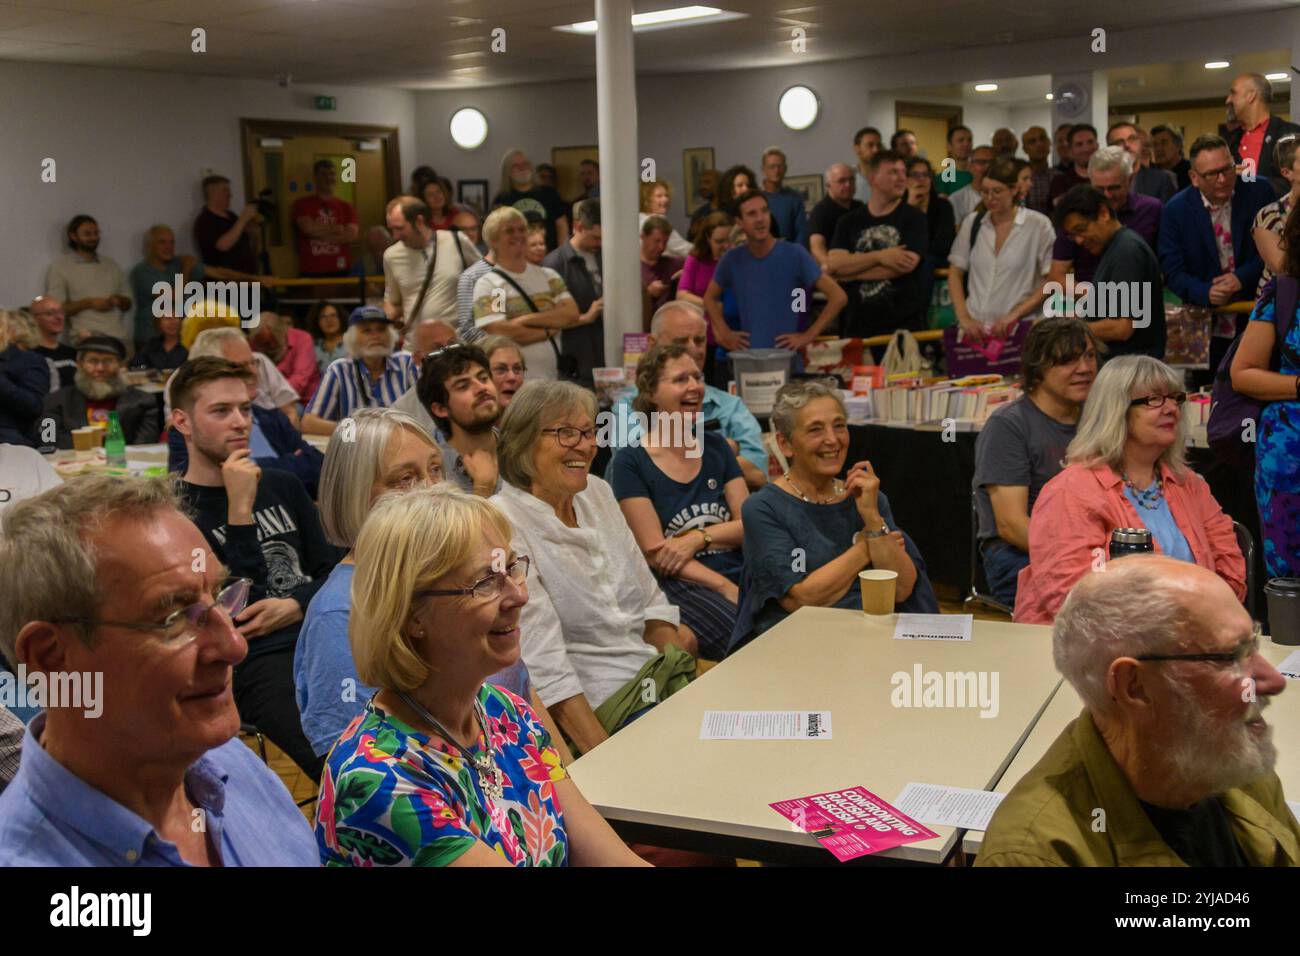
[1015,355,1245,624]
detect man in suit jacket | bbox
[42,335,159,449]
[1225,72,1300,196]
[167,390,324,497]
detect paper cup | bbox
[71,427,101,454]
[859,569,898,616]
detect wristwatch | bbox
[698,529,714,549]
[863,522,891,539]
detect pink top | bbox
[278,326,320,404]
[679,254,716,297]
[1013,461,1246,624]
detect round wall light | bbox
[778,85,819,131]
[449,107,488,149]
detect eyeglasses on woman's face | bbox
[417,555,530,602]
[542,425,597,448]
[1129,391,1187,409]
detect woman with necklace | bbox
[730,381,936,651]
[610,344,749,661]
[1015,355,1245,624]
[317,486,645,867]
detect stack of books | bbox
[850,375,1023,427]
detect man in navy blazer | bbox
[168,400,323,497]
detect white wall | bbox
[0,60,417,303]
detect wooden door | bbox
[241,120,400,278]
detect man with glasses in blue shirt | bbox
[0,476,318,865]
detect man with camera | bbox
[194,174,263,276]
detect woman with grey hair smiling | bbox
[491,379,697,755]
[731,380,935,651]
[294,407,569,763]
[1015,355,1245,624]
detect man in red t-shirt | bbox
[291,159,359,277]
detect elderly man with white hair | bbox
[978,555,1297,867]
[164,325,300,428]
[806,162,863,269]
[0,476,318,865]
[1043,145,1163,294]
[301,305,416,436]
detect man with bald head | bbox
[807,162,864,268]
[611,301,768,489]
[1022,125,1058,214]
[1225,72,1300,196]
[992,128,1019,158]
[978,556,1297,866]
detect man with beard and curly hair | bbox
[42,335,159,448]
[978,556,1297,866]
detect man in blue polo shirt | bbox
[0,476,318,866]
[703,191,846,354]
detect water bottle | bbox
[104,412,127,469]
[1109,527,1153,560]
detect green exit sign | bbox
[314,96,337,110]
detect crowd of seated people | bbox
[1,68,1298,870]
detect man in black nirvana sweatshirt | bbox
[171,357,337,779]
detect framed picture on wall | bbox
[682,147,715,207]
[457,179,488,217]
[784,174,824,212]
[551,145,600,202]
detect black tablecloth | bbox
[845,424,1269,617]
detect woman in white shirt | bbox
[491,380,698,755]
[947,157,1055,344]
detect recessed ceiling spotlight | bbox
[974,83,998,92]
[1204,61,1231,70]
[1266,72,1290,82]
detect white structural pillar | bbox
[595,0,640,368]
[1049,71,1109,162]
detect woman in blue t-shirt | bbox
[731,380,937,651]
[609,344,749,660]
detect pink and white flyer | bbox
[769,786,938,862]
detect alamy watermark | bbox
[151,273,261,328]
[890,664,999,718]
[0,664,102,718]
[1043,275,1153,328]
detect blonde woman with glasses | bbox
[317,486,643,867]
[1015,355,1245,624]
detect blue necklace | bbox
[1122,470,1164,510]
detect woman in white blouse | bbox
[947,156,1056,344]
[639,180,693,259]
[491,380,698,754]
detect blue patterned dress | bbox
[1251,297,1300,578]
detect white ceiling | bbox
[0,0,1295,91]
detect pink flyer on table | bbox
[769,786,938,862]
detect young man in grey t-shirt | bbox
[972,318,1102,606]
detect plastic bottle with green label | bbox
[104,412,127,469]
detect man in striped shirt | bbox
[301,305,416,436]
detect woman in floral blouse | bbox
[316,485,645,867]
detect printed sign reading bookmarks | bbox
[770,786,937,862]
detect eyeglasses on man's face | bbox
[1129,391,1187,409]
[1136,623,1263,671]
[53,578,251,647]
[542,425,597,448]
[418,555,529,602]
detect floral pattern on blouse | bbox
[316,683,569,867]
